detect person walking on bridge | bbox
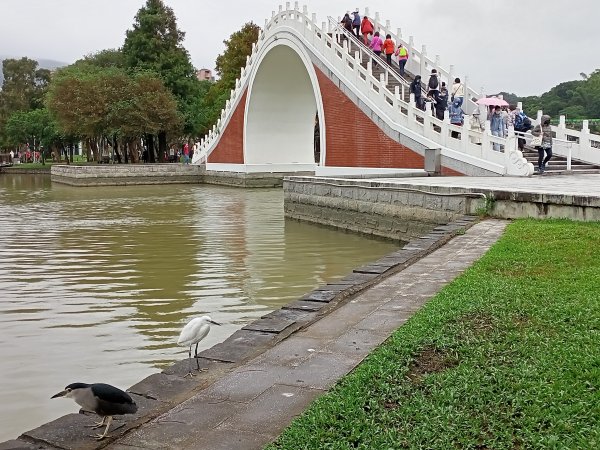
[351,11,361,38]
[531,114,553,173]
[451,78,465,106]
[370,31,384,65]
[341,13,353,34]
[395,43,409,77]
[383,34,395,66]
[410,75,425,111]
[360,15,374,45]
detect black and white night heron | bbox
[51,383,138,440]
[177,315,221,377]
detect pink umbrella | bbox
[476,97,509,107]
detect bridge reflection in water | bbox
[0,174,398,441]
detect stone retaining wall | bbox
[1,167,51,174]
[49,164,311,188]
[51,164,205,186]
[284,176,484,241]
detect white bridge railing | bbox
[193,3,598,176]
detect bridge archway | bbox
[244,39,324,168]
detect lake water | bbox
[0,174,398,441]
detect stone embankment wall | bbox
[51,164,205,186]
[50,165,312,188]
[284,176,484,241]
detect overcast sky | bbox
[1,0,598,96]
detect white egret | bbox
[177,315,221,377]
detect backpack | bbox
[428,75,439,90]
[522,117,532,131]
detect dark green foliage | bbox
[521,70,600,123]
[76,49,126,69]
[197,23,261,136]
[215,22,260,93]
[268,220,600,449]
[0,57,51,146]
[122,0,199,135]
[46,64,181,140]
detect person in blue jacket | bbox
[490,106,505,151]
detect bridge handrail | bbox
[364,9,480,114]
[328,17,410,84]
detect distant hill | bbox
[0,56,69,84]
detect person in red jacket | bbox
[360,15,373,45]
[382,34,395,66]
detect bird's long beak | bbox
[209,320,221,326]
[51,390,67,399]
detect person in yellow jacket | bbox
[395,43,409,77]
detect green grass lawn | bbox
[267,220,600,449]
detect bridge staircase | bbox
[521,146,600,174]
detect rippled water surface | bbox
[0,174,398,440]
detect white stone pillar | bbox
[420,44,427,78]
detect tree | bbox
[520,71,600,121]
[4,108,61,164]
[198,22,261,137]
[46,64,181,162]
[122,0,200,154]
[215,22,260,92]
[76,49,126,69]
[0,57,51,147]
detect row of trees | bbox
[0,0,260,164]
[521,70,600,131]
[499,69,600,132]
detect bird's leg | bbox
[194,343,208,372]
[184,345,194,378]
[94,416,112,440]
[86,416,106,429]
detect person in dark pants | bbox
[531,114,553,173]
[410,75,425,111]
[435,82,448,120]
[351,11,361,38]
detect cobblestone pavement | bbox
[106,219,509,450]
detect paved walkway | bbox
[108,219,508,450]
[363,174,600,197]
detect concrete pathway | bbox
[107,219,508,450]
[366,174,600,197]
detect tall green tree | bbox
[0,57,51,147]
[521,70,600,123]
[46,64,181,162]
[198,22,261,136]
[4,108,61,164]
[215,22,260,92]
[122,0,200,157]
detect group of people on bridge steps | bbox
[341,10,552,174]
[341,11,409,76]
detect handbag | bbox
[530,129,543,147]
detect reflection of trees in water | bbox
[2,178,397,364]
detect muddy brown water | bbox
[0,174,398,441]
